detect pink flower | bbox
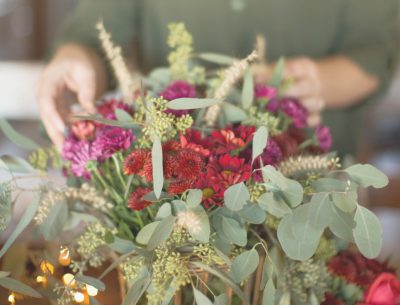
[71,120,96,141]
[62,137,102,180]
[160,81,196,116]
[266,98,308,128]
[357,273,400,305]
[92,126,134,159]
[315,125,332,152]
[180,130,211,157]
[97,98,133,120]
[255,84,278,100]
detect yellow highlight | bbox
[8,293,15,304]
[40,261,55,275]
[73,292,85,303]
[59,247,71,266]
[86,284,98,297]
[62,273,76,287]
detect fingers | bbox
[66,66,97,113]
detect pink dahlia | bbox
[62,137,102,180]
[92,126,134,159]
[315,125,333,152]
[255,84,278,100]
[160,81,196,116]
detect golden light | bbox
[58,246,71,266]
[40,261,55,275]
[36,275,47,285]
[73,292,85,303]
[8,293,15,304]
[86,284,98,297]
[62,273,76,287]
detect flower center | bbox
[223,170,232,175]
[202,188,214,198]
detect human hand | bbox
[37,44,107,150]
[253,57,325,127]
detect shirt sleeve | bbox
[54,0,139,53]
[336,0,400,94]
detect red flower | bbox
[328,250,394,288]
[176,149,205,180]
[196,174,224,208]
[128,187,153,211]
[97,98,132,120]
[321,293,345,305]
[207,154,251,189]
[357,273,400,305]
[211,125,255,155]
[167,178,196,195]
[71,120,96,141]
[180,130,211,157]
[123,149,151,175]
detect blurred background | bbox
[0,0,399,297]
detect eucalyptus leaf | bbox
[156,203,172,219]
[171,200,187,213]
[214,293,228,305]
[311,178,348,192]
[167,98,219,110]
[252,126,269,162]
[238,203,266,224]
[187,189,203,207]
[115,108,133,122]
[0,277,41,298]
[108,237,136,254]
[278,291,291,305]
[277,212,322,261]
[74,115,138,128]
[0,119,40,150]
[345,164,388,188]
[353,205,382,258]
[230,249,259,283]
[0,198,39,258]
[309,193,332,229]
[242,69,254,109]
[332,192,357,213]
[221,217,247,247]
[224,182,250,211]
[136,221,160,245]
[193,287,213,305]
[262,279,276,305]
[269,57,285,88]
[147,216,176,250]
[280,178,303,207]
[328,204,356,242]
[291,204,324,242]
[152,136,164,199]
[261,166,288,190]
[222,102,248,122]
[198,53,236,65]
[258,192,291,218]
[41,202,68,240]
[121,270,150,305]
[192,262,249,305]
[74,275,106,291]
[0,155,35,174]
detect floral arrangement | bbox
[0,22,398,305]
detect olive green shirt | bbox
[58,0,399,155]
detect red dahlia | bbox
[123,149,151,175]
[211,125,255,155]
[128,187,153,211]
[167,178,196,195]
[176,149,205,180]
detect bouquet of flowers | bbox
[0,22,398,305]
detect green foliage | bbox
[262,279,276,305]
[0,198,39,258]
[152,136,164,199]
[147,216,176,250]
[186,189,203,207]
[252,126,269,162]
[0,118,40,150]
[258,192,291,219]
[122,268,150,305]
[222,102,248,122]
[74,274,106,291]
[345,164,388,188]
[261,165,288,190]
[221,216,247,246]
[0,276,41,298]
[328,205,355,242]
[193,287,213,305]
[269,57,285,88]
[242,69,254,109]
[137,222,160,245]
[214,294,228,305]
[229,248,259,283]
[238,203,266,224]
[0,155,35,174]
[224,182,250,211]
[40,201,68,240]
[353,205,382,258]
[197,53,236,65]
[167,98,220,110]
[332,191,357,213]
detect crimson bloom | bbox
[161,80,196,116]
[321,293,345,305]
[97,98,133,120]
[123,149,151,175]
[211,125,255,155]
[128,187,153,211]
[196,174,224,208]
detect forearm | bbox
[317,55,379,109]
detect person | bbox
[37,0,399,155]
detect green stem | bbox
[92,167,124,204]
[112,154,127,189]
